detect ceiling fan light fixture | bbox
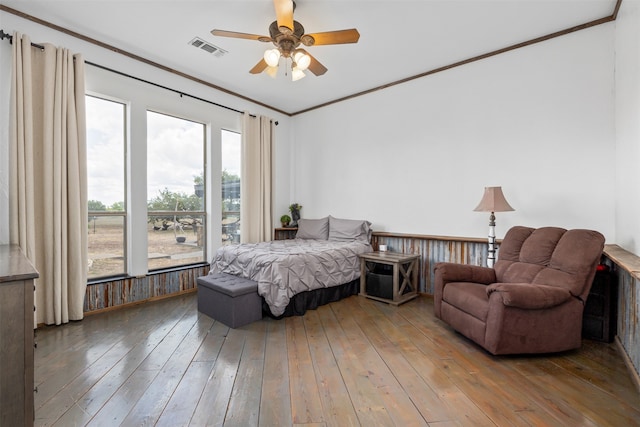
[264,48,281,67]
[211,0,360,79]
[293,49,311,71]
[292,68,306,81]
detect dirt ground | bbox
[88,216,204,279]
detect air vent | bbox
[188,37,227,58]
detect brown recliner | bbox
[434,226,605,355]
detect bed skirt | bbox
[262,279,360,319]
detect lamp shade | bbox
[264,48,281,67]
[291,68,306,81]
[473,186,514,213]
[293,49,311,71]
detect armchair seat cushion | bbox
[442,282,489,321]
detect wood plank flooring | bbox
[34,293,640,426]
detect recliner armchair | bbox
[434,226,605,355]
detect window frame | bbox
[84,64,244,283]
[146,109,208,272]
[86,94,128,281]
[221,128,241,246]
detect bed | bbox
[209,216,373,317]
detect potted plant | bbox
[280,214,291,227]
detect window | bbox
[86,95,127,279]
[221,129,241,245]
[147,111,206,270]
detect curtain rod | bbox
[0,29,278,125]
[0,28,43,49]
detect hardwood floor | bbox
[34,293,640,426]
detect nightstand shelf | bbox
[274,227,297,240]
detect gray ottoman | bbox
[197,272,263,328]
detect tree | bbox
[147,187,203,230]
[88,199,106,211]
[109,201,124,211]
[222,169,239,183]
[193,172,204,185]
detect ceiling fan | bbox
[211,0,360,81]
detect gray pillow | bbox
[328,216,372,242]
[295,217,329,240]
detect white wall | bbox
[291,24,617,243]
[0,11,293,246]
[615,0,640,256]
[2,8,633,252]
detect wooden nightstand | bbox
[274,227,298,240]
[358,251,420,305]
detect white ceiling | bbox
[1,1,616,115]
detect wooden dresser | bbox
[0,244,39,426]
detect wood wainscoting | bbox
[371,232,489,295]
[84,264,209,314]
[603,244,640,393]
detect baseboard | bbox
[615,335,640,393]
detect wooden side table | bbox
[274,227,298,240]
[359,251,420,305]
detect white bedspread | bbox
[210,238,372,316]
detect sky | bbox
[86,95,241,207]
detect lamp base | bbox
[487,212,496,268]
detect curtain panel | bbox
[240,113,274,243]
[9,32,88,326]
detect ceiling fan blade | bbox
[274,0,294,32]
[306,53,328,76]
[304,29,360,46]
[249,58,269,74]
[211,29,271,42]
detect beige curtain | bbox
[9,32,88,326]
[240,113,274,243]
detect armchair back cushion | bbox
[495,226,605,301]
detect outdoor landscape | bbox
[87,215,205,278]
[87,173,240,279]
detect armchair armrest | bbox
[486,283,573,309]
[434,262,496,285]
[433,262,496,318]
